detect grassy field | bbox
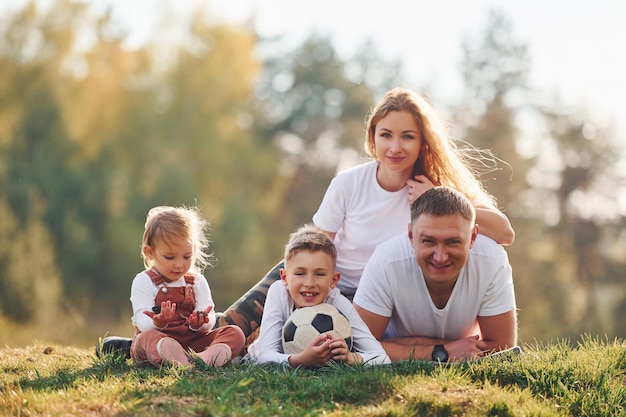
[1,335,625,416]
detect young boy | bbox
[247,224,390,367]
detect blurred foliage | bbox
[0,2,624,347]
[453,11,626,342]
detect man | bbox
[353,186,517,362]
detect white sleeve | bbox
[312,175,346,233]
[192,274,217,331]
[332,295,390,365]
[479,259,516,317]
[254,281,292,366]
[130,273,158,332]
[353,246,394,318]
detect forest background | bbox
[1,0,625,348]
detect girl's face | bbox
[280,250,340,308]
[143,235,194,282]
[374,110,422,177]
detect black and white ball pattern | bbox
[282,303,353,354]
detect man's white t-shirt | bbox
[353,234,515,340]
[313,161,411,295]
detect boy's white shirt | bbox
[130,270,216,333]
[248,280,390,366]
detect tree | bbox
[250,33,405,236]
[455,10,626,341]
[538,104,625,334]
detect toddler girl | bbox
[130,206,245,367]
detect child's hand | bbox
[144,300,177,328]
[188,305,213,330]
[329,336,362,365]
[289,334,334,368]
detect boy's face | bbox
[281,250,340,308]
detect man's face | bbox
[408,213,478,285]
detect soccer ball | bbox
[282,303,353,354]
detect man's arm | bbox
[354,303,478,361]
[356,302,517,362]
[380,338,441,361]
[403,310,518,361]
[354,304,437,361]
[477,309,518,353]
[353,304,388,340]
[382,336,446,346]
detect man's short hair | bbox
[410,187,476,224]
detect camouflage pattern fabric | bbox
[214,261,283,347]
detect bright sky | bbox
[82,0,626,143]
[3,0,626,142]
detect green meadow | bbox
[1,336,624,416]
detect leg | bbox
[198,343,232,367]
[196,325,246,366]
[156,337,191,366]
[214,261,283,341]
[131,329,169,367]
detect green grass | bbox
[1,335,625,416]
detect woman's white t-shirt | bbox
[313,161,411,294]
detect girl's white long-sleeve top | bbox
[130,270,216,333]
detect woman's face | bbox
[373,110,422,176]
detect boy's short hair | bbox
[284,224,337,267]
[410,186,476,224]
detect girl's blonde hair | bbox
[141,206,212,273]
[364,87,498,208]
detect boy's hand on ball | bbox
[329,335,362,364]
[281,303,354,366]
[329,337,346,359]
[291,334,333,367]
